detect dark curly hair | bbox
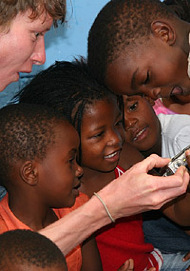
[0,229,67,270]
[87,0,179,85]
[0,103,67,185]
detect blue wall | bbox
[0,0,109,108]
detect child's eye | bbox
[115,119,123,126]
[92,131,104,138]
[128,102,138,111]
[143,71,150,85]
[69,156,76,164]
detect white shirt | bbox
[158,113,190,158]
[188,32,190,78]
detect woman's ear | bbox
[20,161,38,186]
[151,20,176,45]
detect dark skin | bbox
[105,19,190,99]
[79,98,144,197]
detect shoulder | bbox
[158,113,190,128]
[159,113,190,136]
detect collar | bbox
[187,32,190,78]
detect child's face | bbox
[80,97,125,172]
[37,121,83,208]
[123,95,160,152]
[105,37,190,99]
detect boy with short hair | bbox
[0,103,102,271]
[87,0,190,99]
[0,229,68,271]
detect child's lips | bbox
[132,127,147,142]
[104,149,121,161]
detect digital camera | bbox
[161,144,190,176]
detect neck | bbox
[8,190,58,231]
[79,167,115,198]
[141,131,162,158]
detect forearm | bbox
[39,195,111,255]
[40,155,189,255]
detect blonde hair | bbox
[0,0,66,29]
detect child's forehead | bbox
[124,94,144,100]
[83,96,119,114]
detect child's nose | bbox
[108,129,122,146]
[76,163,83,178]
[124,117,138,129]
[149,87,162,100]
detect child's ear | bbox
[20,161,38,186]
[151,20,176,45]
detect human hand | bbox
[98,154,189,220]
[183,251,190,271]
[118,259,134,271]
[118,259,156,271]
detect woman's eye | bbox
[35,32,40,38]
[143,71,150,85]
[35,32,44,39]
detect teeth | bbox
[133,128,146,141]
[105,151,117,159]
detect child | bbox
[87,0,190,100]
[14,60,190,270]
[123,94,190,270]
[0,103,102,271]
[0,229,68,271]
[153,0,190,115]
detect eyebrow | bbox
[131,68,139,90]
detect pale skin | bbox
[0,8,189,256]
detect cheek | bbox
[81,143,103,168]
[124,131,131,143]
